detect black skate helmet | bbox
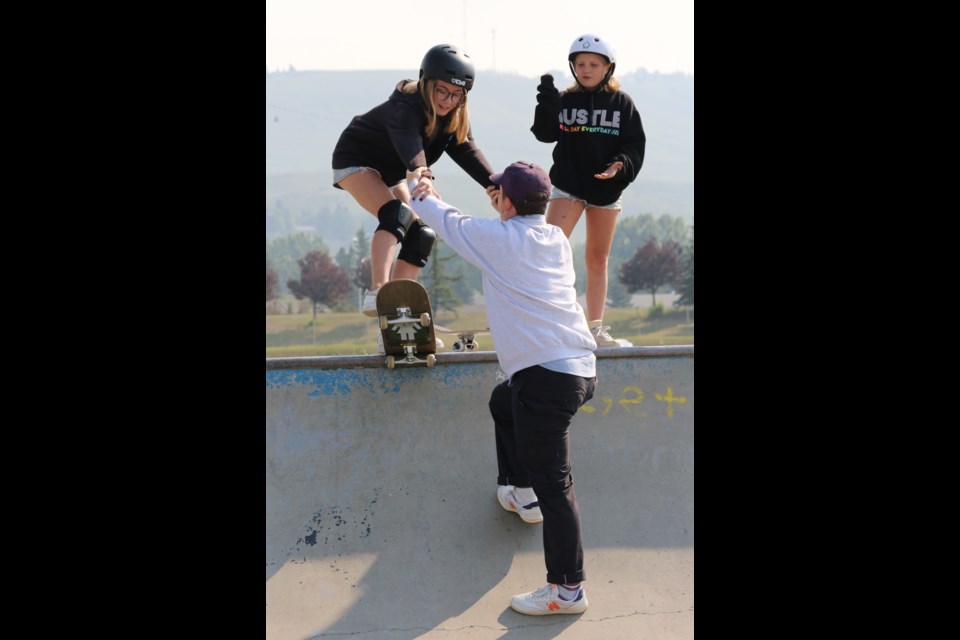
[419,44,475,92]
[567,34,617,88]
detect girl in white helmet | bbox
[531,34,646,347]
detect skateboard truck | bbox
[379,307,431,331]
[380,306,435,368]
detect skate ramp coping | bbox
[266,346,694,639]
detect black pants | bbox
[489,365,596,584]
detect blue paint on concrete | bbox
[267,369,392,397]
[267,362,497,399]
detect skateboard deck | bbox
[434,325,491,352]
[376,279,436,368]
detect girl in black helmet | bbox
[332,44,495,339]
[531,34,646,348]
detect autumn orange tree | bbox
[287,250,351,320]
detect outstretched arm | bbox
[445,132,496,189]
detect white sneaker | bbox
[362,288,380,317]
[589,322,619,348]
[376,332,443,355]
[497,485,543,524]
[510,583,588,616]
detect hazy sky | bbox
[266,0,694,78]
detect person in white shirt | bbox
[408,161,598,616]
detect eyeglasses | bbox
[434,86,464,103]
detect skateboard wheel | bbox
[426,354,435,367]
[453,341,463,352]
[386,355,395,369]
[420,312,431,327]
[379,316,388,330]
[466,342,478,351]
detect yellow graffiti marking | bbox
[654,387,687,418]
[581,396,613,416]
[580,385,688,419]
[618,386,646,417]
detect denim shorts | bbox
[550,185,622,210]
[332,166,402,188]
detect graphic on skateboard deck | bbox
[434,325,491,352]
[376,279,436,368]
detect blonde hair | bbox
[402,79,470,144]
[565,76,621,93]
[566,52,620,92]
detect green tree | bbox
[351,227,371,263]
[452,254,482,306]
[353,257,372,292]
[347,227,372,292]
[618,237,683,306]
[334,227,370,273]
[675,226,694,307]
[419,241,463,319]
[334,246,351,273]
[266,200,292,236]
[267,255,278,302]
[287,251,351,321]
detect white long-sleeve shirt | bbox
[410,192,597,378]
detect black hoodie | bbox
[332,80,494,189]
[531,80,645,207]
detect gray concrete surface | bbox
[266,347,694,639]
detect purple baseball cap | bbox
[489,161,551,205]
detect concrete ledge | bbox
[266,344,694,370]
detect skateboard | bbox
[434,325,491,352]
[376,279,436,368]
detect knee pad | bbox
[375,200,415,243]
[397,219,437,268]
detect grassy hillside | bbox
[266,304,693,358]
[266,69,694,252]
